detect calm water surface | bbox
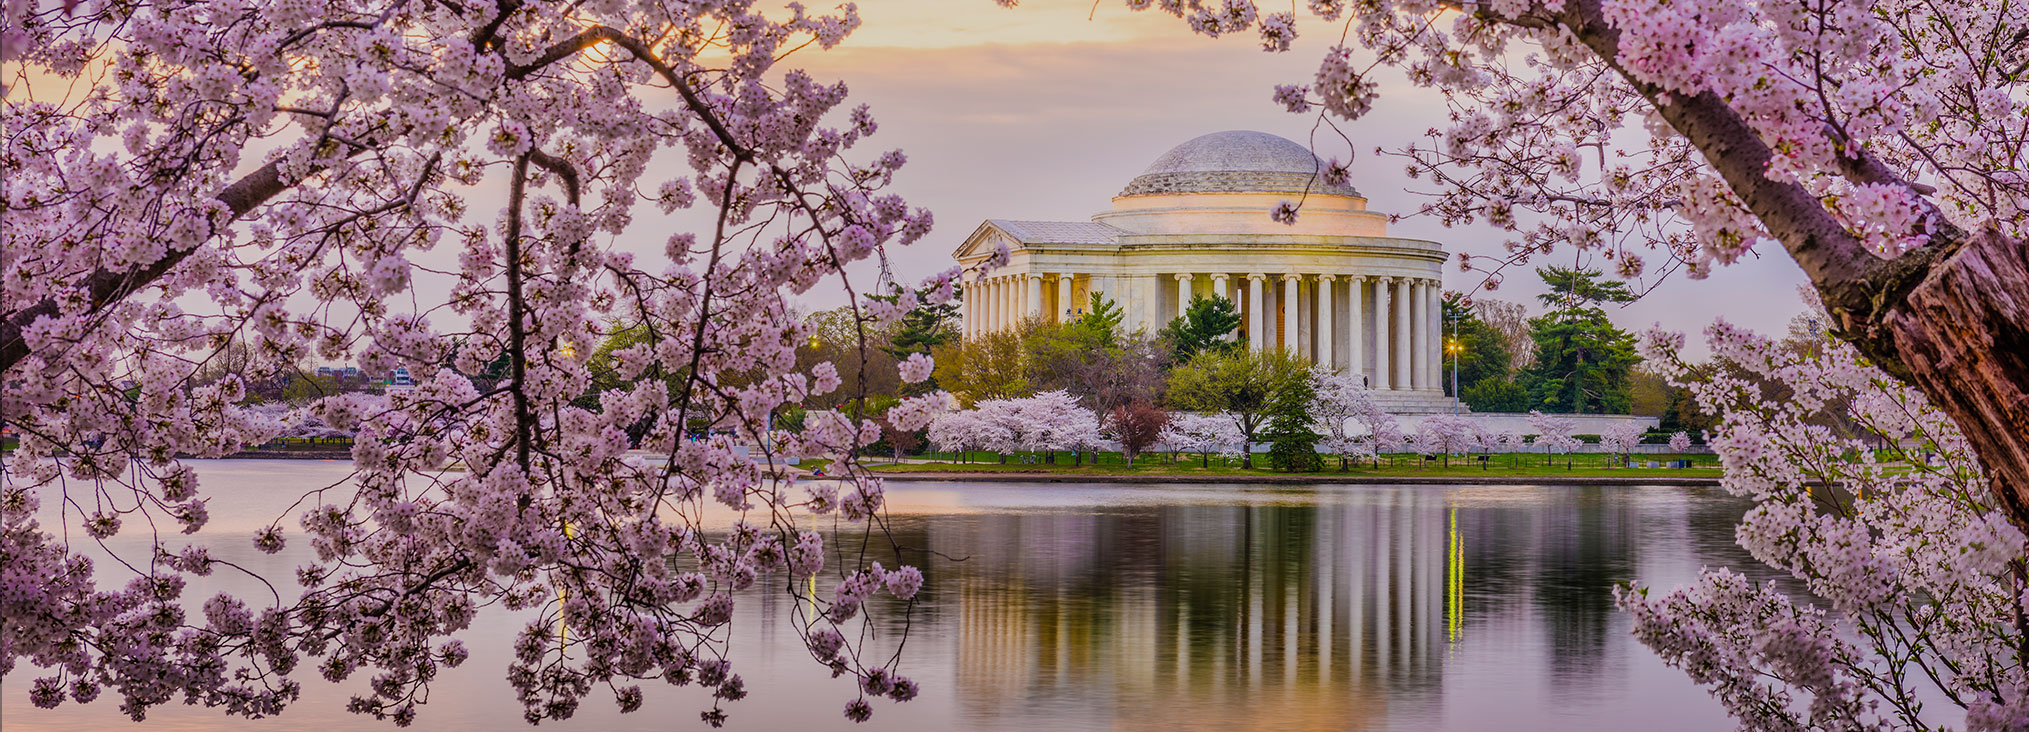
[6,460,1781,731]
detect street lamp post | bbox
[1446,308,1462,415]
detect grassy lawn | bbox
[870,451,1724,479]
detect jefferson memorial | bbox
[954,130,1457,413]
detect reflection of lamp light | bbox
[1448,506,1465,645]
[558,343,577,359]
[808,335,820,349]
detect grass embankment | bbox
[868,451,1724,480]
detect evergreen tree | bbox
[1158,295,1242,364]
[1461,376,1530,412]
[1071,292,1124,345]
[876,283,960,395]
[1518,267,1641,414]
[1264,371,1322,472]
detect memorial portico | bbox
[953,131,1456,412]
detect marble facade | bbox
[953,131,1452,406]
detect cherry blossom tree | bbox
[943,390,1104,463]
[1620,320,2027,729]
[1118,0,2029,527]
[1156,412,1246,468]
[1412,413,1479,466]
[1601,420,1647,464]
[926,409,999,461]
[1527,409,1583,462]
[1311,370,1388,468]
[1311,369,1415,468]
[1493,428,1527,454]
[1668,430,1693,454]
[3,0,944,725]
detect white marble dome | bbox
[1118,130,1359,197]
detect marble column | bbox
[1281,273,1300,353]
[1002,276,1015,329]
[1026,274,1043,320]
[993,277,1005,330]
[1393,277,1412,390]
[1058,275,1074,322]
[1411,279,1429,390]
[1317,274,1336,369]
[1175,273,1194,322]
[964,276,976,337]
[1374,277,1392,390]
[1248,274,1267,352]
[1348,276,1365,384]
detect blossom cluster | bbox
[1618,316,2028,729]
[3,0,935,726]
[926,390,1106,456]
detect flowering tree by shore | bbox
[1412,414,1479,466]
[2,0,945,725]
[1157,413,1247,467]
[1600,421,1647,464]
[1527,410,1583,462]
[1116,0,2029,528]
[924,390,1104,463]
[1620,320,2027,728]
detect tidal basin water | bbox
[5,460,1790,731]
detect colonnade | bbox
[963,270,1445,392]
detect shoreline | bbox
[191,453,1724,486]
[860,471,1723,486]
[202,451,355,460]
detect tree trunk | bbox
[1873,228,2029,524]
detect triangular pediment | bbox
[952,219,1125,261]
[952,221,1020,261]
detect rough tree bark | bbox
[1875,229,2029,522]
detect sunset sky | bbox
[771,0,1816,346]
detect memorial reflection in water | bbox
[909,485,1654,732]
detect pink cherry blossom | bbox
[2,0,934,724]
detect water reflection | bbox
[895,484,1770,732]
[8,468,1780,732]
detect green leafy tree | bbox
[1165,348,1308,468]
[1518,267,1641,414]
[1439,292,1513,396]
[1461,376,1530,412]
[1158,295,1242,364]
[1264,372,1322,472]
[931,318,1040,406]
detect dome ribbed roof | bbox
[1118,130,1359,198]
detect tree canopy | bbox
[1165,348,1309,468]
[1158,294,1243,364]
[1518,267,1641,414]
